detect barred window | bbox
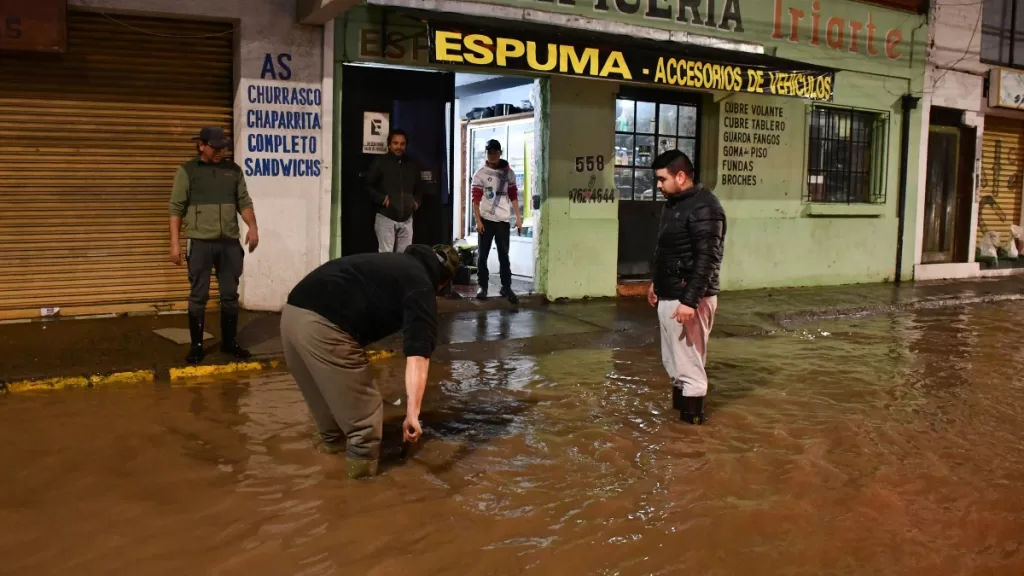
[806,106,889,204]
[981,0,1024,68]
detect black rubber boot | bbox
[672,386,684,410]
[220,310,251,360]
[186,312,205,364]
[680,396,706,425]
[476,287,488,300]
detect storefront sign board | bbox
[428,22,835,101]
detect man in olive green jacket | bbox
[169,127,259,364]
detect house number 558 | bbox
[574,155,605,173]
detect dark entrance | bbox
[614,88,702,280]
[340,64,455,256]
[922,106,976,264]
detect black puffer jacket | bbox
[652,184,727,309]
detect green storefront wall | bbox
[332,1,927,298]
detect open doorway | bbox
[340,63,455,256]
[922,106,975,265]
[452,72,541,292]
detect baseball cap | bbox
[404,244,460,287]
[485,139,502,152]
[432,244,460,284]
[194,126,231,149]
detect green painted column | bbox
[330,15,350,260]
[535,75,620,300]
[330,59,343,260]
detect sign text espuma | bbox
[431,30,833,101]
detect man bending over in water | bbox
[280,244,460,478]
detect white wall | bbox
[929,0,986,77]
[69,0,329,311]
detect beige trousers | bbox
[279,304,382,461]
[657,296,717,397]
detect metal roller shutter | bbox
[0,11,233,321]
[978,117,1024,248]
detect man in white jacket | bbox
[472,139,523,303]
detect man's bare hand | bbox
[476,220,485,234]
[383,196,391,208]
[647,283,658,307]
[245,227,259,253]
[671,303,695,324]
[402,413,422,443]
[169,245,183,266]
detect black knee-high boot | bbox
[186,312,205,364]
[220,310,251,360]
[680,396,706,425]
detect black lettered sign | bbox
[428,21,834,102]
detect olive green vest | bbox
[181,158,244,240]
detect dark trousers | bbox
[187,238,244,315]
[478,218,511,290]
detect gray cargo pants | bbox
[280,304,383,462]
[187,238,244,315]
[374,213,413,253]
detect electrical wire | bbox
[928,0,984,92]
[75,0,237,38]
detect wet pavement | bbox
[3,275,1023,386]
[0,277,539,384]
[3,293,1024,574]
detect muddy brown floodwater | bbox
[3,302,1024,575]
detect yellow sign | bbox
[434,31,633,79]
[430,27,834,102]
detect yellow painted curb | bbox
[5,376,89,393]
[168,360,280,381]
[99,371,157,385]
[3,350,398,394]
[165,351,393,381]
[4,370,155,393]
[367,350,397,362]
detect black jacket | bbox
[366,153,425,222]
[286,250,440,358]
[652,184,727,309]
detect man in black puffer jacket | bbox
[647,150,727,425]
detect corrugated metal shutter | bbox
[978,117,1024,247]
[0,11,233,321]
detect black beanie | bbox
[404,244,442,286]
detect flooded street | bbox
[3,301,1024,575]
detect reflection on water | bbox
[2,303,1024,574]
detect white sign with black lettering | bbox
[362,112,390,154]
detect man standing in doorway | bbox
[169,127,259,365]
[472,139,523,303]
[647,150,726,425]
[367,129,425,253]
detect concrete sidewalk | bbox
[2,275,1022,391]
[0,278,543,389]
